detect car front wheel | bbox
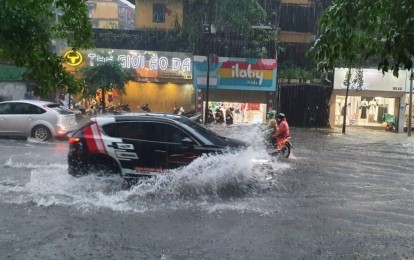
[32,125,51,141]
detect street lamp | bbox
[203,0,215,125]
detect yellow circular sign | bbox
[63,50,83,66]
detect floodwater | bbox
[0,124,289,213]
[0,124,414,259]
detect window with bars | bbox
[153,3,165,23]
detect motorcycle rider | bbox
[205,107,215,124]
[225,107,234,125]
[215,107,224,123]
[140,101,151,112]
[274,113,290,149]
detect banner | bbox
[63,48,192,81]
[193,56,277,91]
[334,68,409,92]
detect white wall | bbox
[0,82,27,101]
[334,68,409,92]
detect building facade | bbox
[277,0,322,69]
[62,48,194,113]
[193,56,277,124]
[134,0,183,30]
[330,68,411,132]
[87,0,136,30]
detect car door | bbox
[8,103,45,136]
[139,121,173,170]
[115,121,199,171]
[102,121,168,174]
[0,103,13,135]
[102,121,148,174]
[0,102,31,136]
[156,123,204,169]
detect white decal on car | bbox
[115,150,138,160]
[115,143,134,150]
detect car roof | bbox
[95,113,184,122]
[0,100,58,106]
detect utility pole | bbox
[204,0,214,124]
[408,67,413,136]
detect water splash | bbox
[0,123,291,213]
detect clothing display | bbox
[360,99,368,119]
[335,95,396,128]
[377,106,388,122]
[360,107,367,119]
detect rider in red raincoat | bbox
[274,113,290,149]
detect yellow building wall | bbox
[121,82,195,113]
[89,1,119,19]
[281,0,313,5]
[98,20,119,28]
[279,31,313,43]
[135,0,183,30]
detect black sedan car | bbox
[68,113,247,178]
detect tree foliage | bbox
[0,0,94,96]
[82,61,132,113]
[182,0,267,53]
[309,0,414,76]
[96,1,273,58]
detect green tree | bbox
[0,0,94,97]
[182,0,267,53]
[308,0,414,133]
[309,0,414,76]
[82,61,132,114]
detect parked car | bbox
[0,100,78,141]
[68,113,247,178]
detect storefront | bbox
[62,48,194,113]
[330,68,410,132]
[193,56,277,124]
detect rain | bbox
[2,0,414,259]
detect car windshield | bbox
[46,104,74,115]
[175,116,228,145]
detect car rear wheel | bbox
[32,125,51,141]
[88,159,120,177]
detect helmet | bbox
[276,113,286,122]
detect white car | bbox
[0,100,78,141]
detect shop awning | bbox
[0,64,26,81]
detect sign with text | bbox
[62,48,192,81]
[334,68,409,92]
[193,56,277,91]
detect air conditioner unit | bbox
[202,24,216,34]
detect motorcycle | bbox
[214,108,224,124]
[225,108,234,125]
[120,104,130,112]
[268,136,293,158]
[205,109,215,124]
[138,103,151,112]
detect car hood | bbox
[220,137,249,149]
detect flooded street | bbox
[1,125,414,259]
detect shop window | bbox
[153,4,165,23]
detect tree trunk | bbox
[342,68,351,134]
[101,86,106,114]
